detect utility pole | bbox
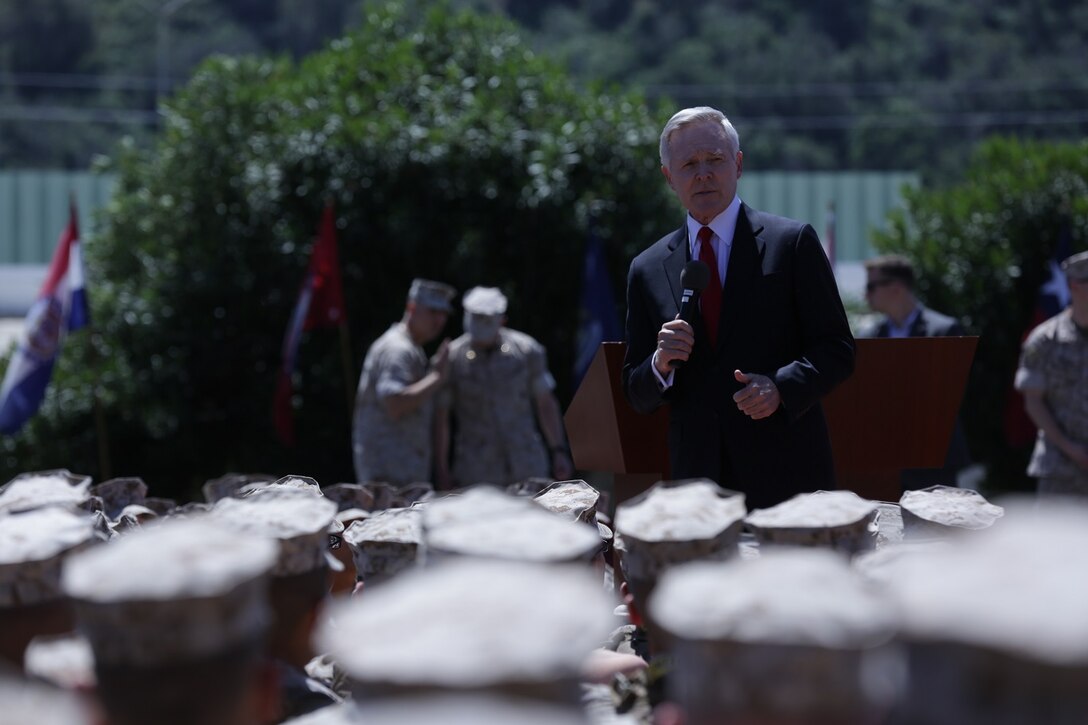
[156,0,195,106]
[137,0,194,114]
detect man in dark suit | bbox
[859,254,972,488]
[622,107,855,510]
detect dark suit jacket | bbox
[858,305,973,486]
[622,204,855,509]
[858,305,965,339]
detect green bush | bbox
[0,0,675,498]
[871,136,1088,493]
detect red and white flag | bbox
[0,200,89,434]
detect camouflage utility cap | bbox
[408,278,456,311]
[210,488,339,575]
[0,469,92,514]
[462,286,508,315]
[1062,250,1088,280]
[61,517,277,666]
[0,506,100,606]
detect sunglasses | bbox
[865,278,895,293]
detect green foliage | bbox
[493,0,1088,175]
[6,0,1088,171]
[0,0,361,167]
[871,136,1088,492]
[0,0,675,498]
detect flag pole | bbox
[338,321,354,425]
[72,192,111,480]
[90,334,113,481]
[324,197,353,425]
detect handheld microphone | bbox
[670,259,711,369]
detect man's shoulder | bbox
[1023,310,1072,348]
[919,307,964,336]
[365,325,418,369]
[743,204,808,236]
[631,227,684,269]
[448,333,473,354]
[368,323,405,346]
[501,327,542,351]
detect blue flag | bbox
[573,227,621,385]
[1035,221,1072,321]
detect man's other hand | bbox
[733,370,781,419]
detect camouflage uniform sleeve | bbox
[436,342,457,409]
[1014,326,1049,392]
[374,338,421,400]
[527,337,556,397]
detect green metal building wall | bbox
[740,171,919,262]
[0,171,117,264]
[0,170,919,265]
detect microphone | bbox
[670,260,710,369]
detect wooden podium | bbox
[564,344,669,513]
[822,336,978,501]
[564,338,978,506]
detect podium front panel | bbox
[822,337,977,473]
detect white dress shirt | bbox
[652,196,743,389]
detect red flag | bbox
[274,202,347,445]
[304,203,346,330]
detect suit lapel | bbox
[910,307,928,337]
[716,205,765,352]
[661,226,689,317]
[662,225,719,356]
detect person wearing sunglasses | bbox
[859,254,966,340]
[859,254,972,490]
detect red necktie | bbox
[697,226,722,348]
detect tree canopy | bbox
[3,0,1087,174]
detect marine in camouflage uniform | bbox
[435,287,573,488]
[1015,251,1088,495]
[61,517,281,725]
[208,487,345,722]
[0,504,100,670]
[352,279,455,485]
[582,622,668,725]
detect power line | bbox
[2,103,1085,131]
[644,79,1088,100]
[0,105,159,125]
[737,109,1088,131]
[2,72,161,92]
[6,72,1088,98]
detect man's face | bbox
[864,270,898,313]
[661,121,742,225]
[409,304,449,344]
[464,312,503,347]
